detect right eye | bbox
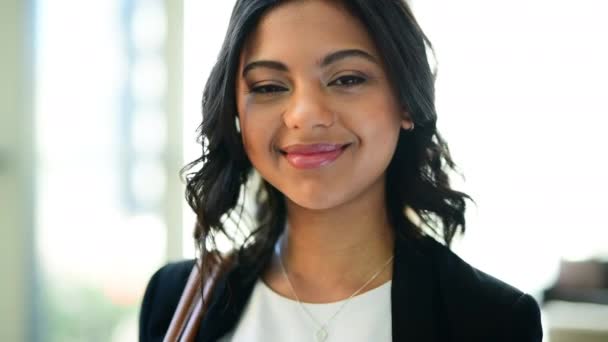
[250,84,287,94]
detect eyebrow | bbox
[242,49,379,78]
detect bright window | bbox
[35,0,170,340]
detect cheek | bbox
[346,94,402,147]
[239,112,280,165]
[344,96,402,177]
[358,121,400,172]
[240,120,263,156]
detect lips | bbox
[280,143,350,169]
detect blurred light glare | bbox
[101,214,167,305]
[131,1,166,52]
[131,56,167,102]
[131,159,166,208]
[131,109,167,155]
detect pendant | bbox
[315,326,328,342]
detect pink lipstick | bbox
[281,143,349,169]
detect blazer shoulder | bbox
[421,236,543,341]
[424,237,522,303]
[139,259,196,342]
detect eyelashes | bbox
[248,75,367,95]
[249,84,287,94]
[329,75,367,87]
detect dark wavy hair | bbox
[181,0,471,282]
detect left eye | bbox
[330,75,366,87]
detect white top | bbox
[217,278,392,342]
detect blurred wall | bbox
[0,0,34,341]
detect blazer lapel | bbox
[391,236,438,342]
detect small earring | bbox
[235,117,241,133]
[403,122,415,132]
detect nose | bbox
[282,83,335,130]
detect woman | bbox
[140,0,543,341]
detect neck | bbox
[262,179,395,303]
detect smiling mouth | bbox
[280,144,350,169]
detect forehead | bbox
[239,0,379,67]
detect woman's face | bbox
[235,0,412,210]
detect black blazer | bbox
[140,235,543,341]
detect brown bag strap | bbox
[163,257,228,342]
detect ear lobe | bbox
[401,112,414,131]
[400,120,413,130]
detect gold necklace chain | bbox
[276,236,394,342]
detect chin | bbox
[284,190,351,211]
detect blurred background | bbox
[1,0,607,341]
